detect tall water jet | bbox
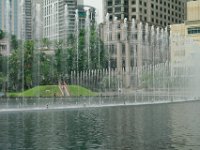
[160,28,164,63]
[144,23,150,92]
[145,23,149,65]
[2,0,11,104]
[94,10,102,92]
[5,0,11,98]
[95,10,101,69]
[131,18,137,88]
[64,4,69,44]
[124,18,130,88]
[62,4,69,77]
[49,3,56,81]
[75,9,80,96]
[155,27,159,64]
[18,0,25,97]
[138,22,143,87]
[105,13,111,90]
[113,16,122,94]
[85,9,91,69]
[33,3,42,97]
[150,25,155,101]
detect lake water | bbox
[0,101,200,150]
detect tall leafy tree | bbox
[11,35,18,50]
[24,40,34,89]
[0,30,5,39]
[9,50,20,90]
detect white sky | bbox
[84,0,103,23]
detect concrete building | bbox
[78,5,96,29]
[104,0,129,21]
[102,0,187,67]
[101,0,187,88]
[104,0,186,26]
[171,0,200,67]
[43,0,77,41]
[0,38,10,56]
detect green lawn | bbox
[8,85,97,97]
[69,85,97,96]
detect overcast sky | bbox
[84,0,103,23]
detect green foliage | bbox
[0,72,6,91]
[11,35,18,50]
[24,40,34,88]
[0,30,5,39]
[41,38,51,49]
[7,26,107,93]
[0,54,3,72]
[9,50,20,90]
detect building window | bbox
[115,7,121,12]
[140,8,142,13]
[132,15,136,19]
[132,8,136,12]
[118,33,120,40]
[115,0,121,5]
[108,1,112,6]
[108,8,112,13]
[188,27,200,34]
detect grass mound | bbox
[8,85,97,97]
[9,85,61,97]
[69,85,97,96]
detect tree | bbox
[9,50,20,91]
[41,38,51,50]
[11,35,18,50]
[0,30,5,39]
[24,40,34,89]
[55,40,64,75]
[40,52,56,85]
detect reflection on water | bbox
[0,101,200,150]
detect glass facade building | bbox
[0,0,18,37]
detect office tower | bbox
[104,0,186,27]
[32,0,43,40]
[0,0,19,36]
[43,0,77,41]
[17,0,32,40]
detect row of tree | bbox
[0,28,108,92]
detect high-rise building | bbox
[78,5,96,29]
[43,0,77,41]
[24,0,32,40]
[104,0,129,21]
[32,0,43,41]
[0,0,18,36]
[104,0,186,27]
[171,0,200,67]
[101,0,188,88]
[17,0,32,40]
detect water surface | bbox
[0,101,200,150]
